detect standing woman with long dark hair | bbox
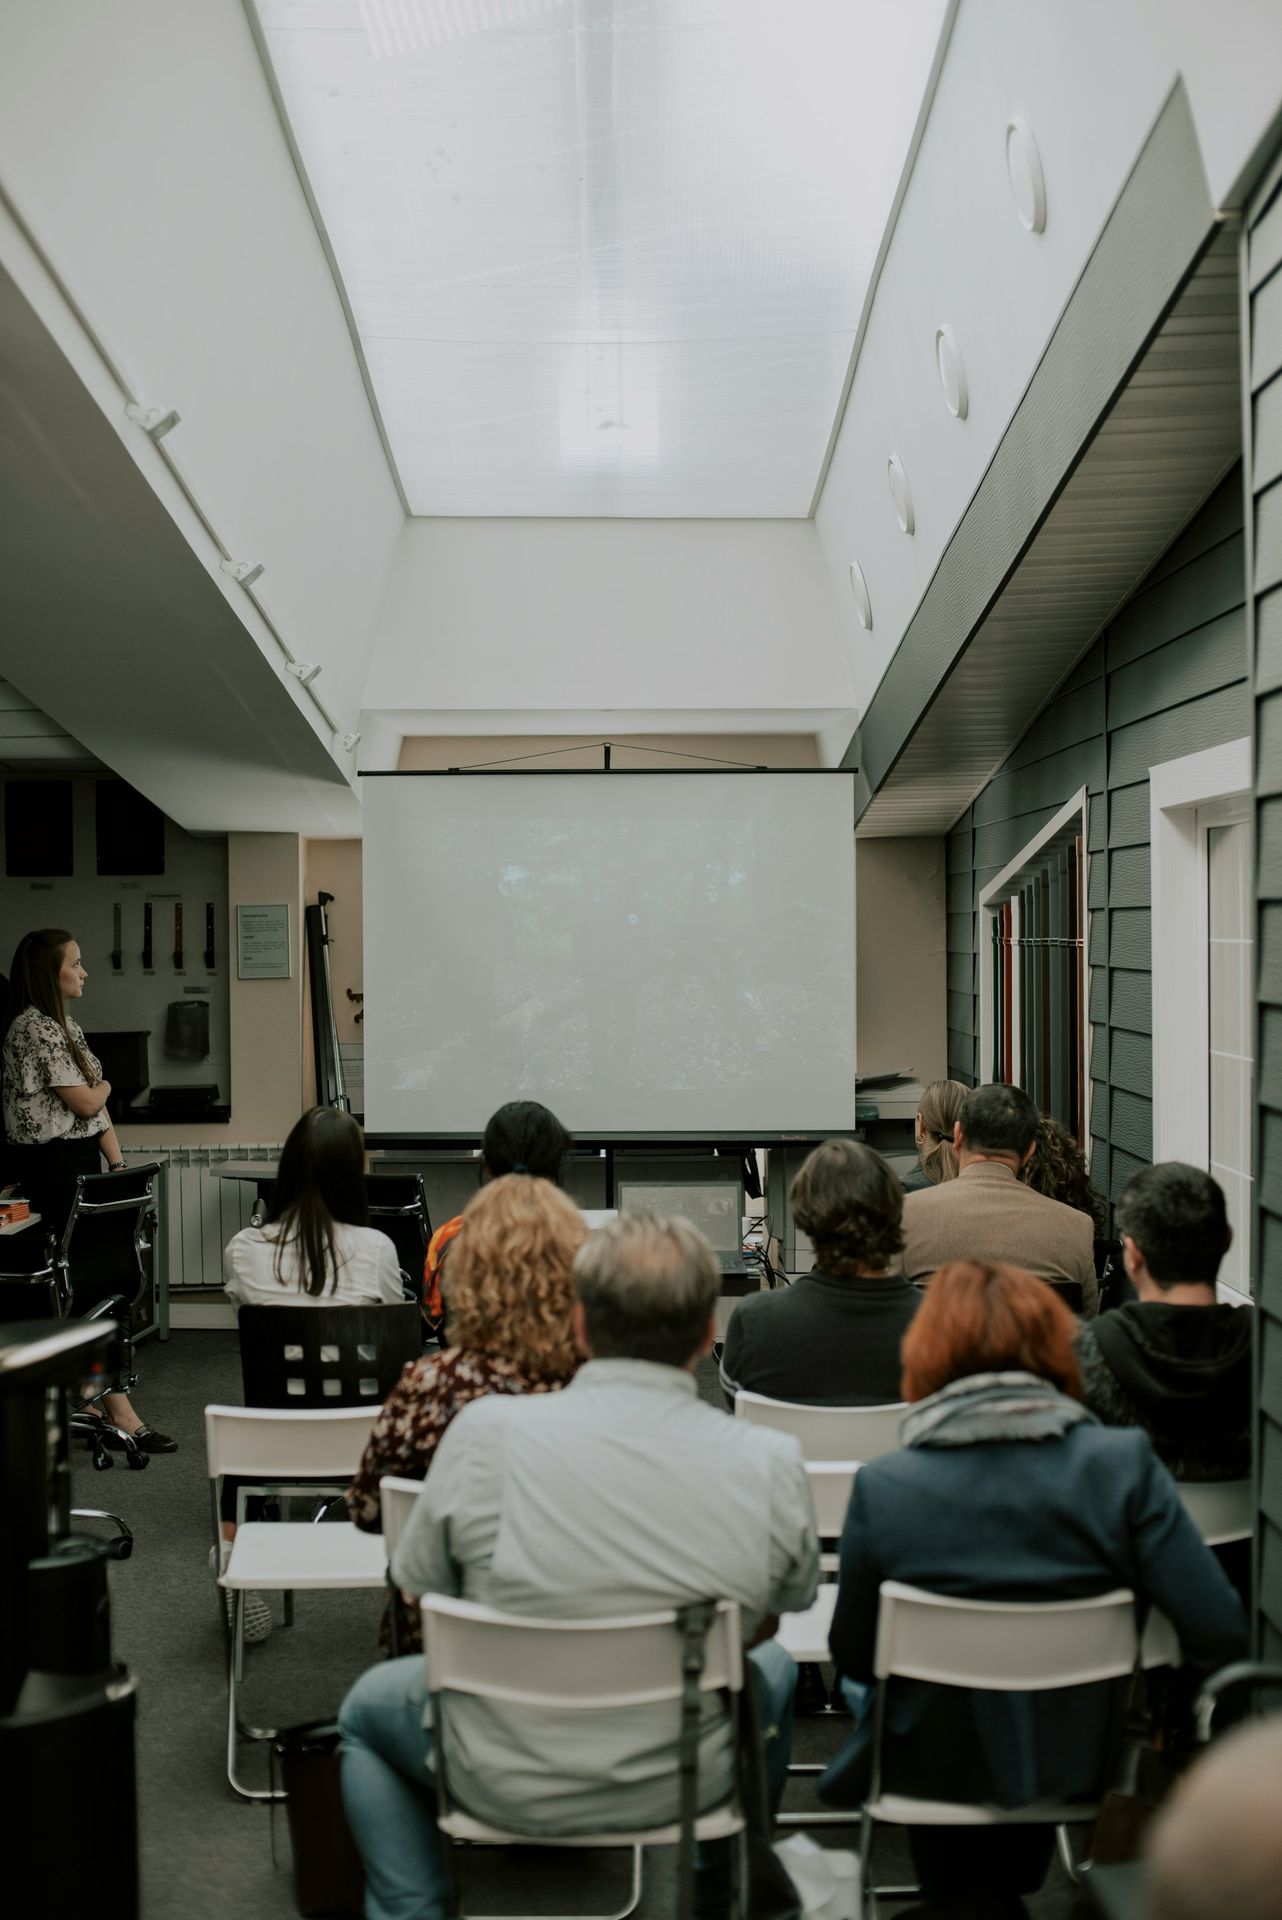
[2,927,173,1448]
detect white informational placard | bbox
[362,771,856,1135]
[236,903,291,980]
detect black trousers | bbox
[7,1135,102,1252]
[909,1824,1055,1899]
[7,1136,134,1392]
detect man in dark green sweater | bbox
[1074,1162,1251,1482]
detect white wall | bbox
[0,0,404,751]
[815,0,1282,726]
[364,518,856,728]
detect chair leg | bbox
[1056,1823,1086,1885]
[225,1592,286,1802]
[283,1589,295,1629]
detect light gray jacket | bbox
[393,1357,819,1833]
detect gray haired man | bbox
[339,1211,819,1920]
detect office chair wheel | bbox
[105,1533,133,1560]
[92,1445,113,1472]
[125,1448,151,1471]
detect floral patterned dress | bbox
[346,1345,576,1654]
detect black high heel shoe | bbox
[107,1421,178,1454]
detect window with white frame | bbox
[979,790,1090,1147]
[1150,740,1253,1301]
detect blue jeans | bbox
[339,1639,797,1920]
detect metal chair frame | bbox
[423,1593,747,1920]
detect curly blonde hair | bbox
[443,1174,586,1384]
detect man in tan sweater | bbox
[900,1083,1098,1315]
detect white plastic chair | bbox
[734,1390,907,1463]
[1178,1479,1252,1546]
[421,1593,747,1919]
[379,1473,422,1558]
[857,1581,1179,1915]
[775,1463,857,1829]
[206,1404,387,1799]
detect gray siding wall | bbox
[946,466,1247,1219]
[1251,170,1282,1656]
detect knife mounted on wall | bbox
[205,902,216,971]
[173,902,184,972]
[142,903,153,972]
[112,903,123,972]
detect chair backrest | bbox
[873,1580,1143,1689]
[366,1172,432,1280]
[734,1388,907,1462]
[1179,1479,1253,1546]
[238,1302,421,1408]
[61,1163,160,1312]
[205,1403,379,1480]
[422,1594,743,1710]
[807,1461,858,1539]
[1044,1278,1084,1315]
[379,1474,423,1558]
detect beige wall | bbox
[855,837,947,1085]
[397,732,821,771]
[118,830,306,1147]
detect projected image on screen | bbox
[363,773,855,1135]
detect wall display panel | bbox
[363,772,856,1137]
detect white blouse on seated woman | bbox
[223,1221,405,1309]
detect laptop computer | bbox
[616,1180,750,1288]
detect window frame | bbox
[977,787,1091,1153]
[1149,736,1252,1303]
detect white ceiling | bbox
[250,0,946,517]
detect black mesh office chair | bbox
[365,1173,432,1305]
[55,1163,162,1469]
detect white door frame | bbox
[1149,737,1251,1170]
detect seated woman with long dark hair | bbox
[224,1105,403,1308]
[348,1172,585,1652]
[823,1261,1246,1914]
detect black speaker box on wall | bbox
[4,780,74,877]
[95,780,165,876]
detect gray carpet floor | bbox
[72,1331,1088,1919]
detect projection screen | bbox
[362,771,855,1136]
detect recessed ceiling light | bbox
[1005,116,1047,234]
[935,325,968,420]
[887,455,915,534]
[848,560,873,631]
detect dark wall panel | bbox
[949,465,1245,1224]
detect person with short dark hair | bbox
[721,1138,920,1405]
[822,1261,1246,1911]
[899,1083,1098,1313]
[338,1210,819,1920]
[1074,1162,1250,1481]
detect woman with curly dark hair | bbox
[347,1173,585,1652]
[1021,1113,1106,1235]
[720,1137,919,1406]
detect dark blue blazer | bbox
[823,1423,1248,1808]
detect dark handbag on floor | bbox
[271,1720,365,1919]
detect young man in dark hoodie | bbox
[1075,1162,1251,1482]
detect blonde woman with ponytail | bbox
[902,1079,967,1192]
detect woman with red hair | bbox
[822,1261,1245,1916]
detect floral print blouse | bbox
[347,1345,576,1654]
[2,1007,109,1146]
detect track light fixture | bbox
[339,731,362,753]
[288,660,323,686]
[125,401,181,439]
[220,558,265,588]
